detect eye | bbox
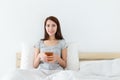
[52,24,56,27]
[46,24,50,27]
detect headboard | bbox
[16,52,21,68]
[16,52,120,68]
[79,52,120,60]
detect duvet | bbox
[1,69,120,80]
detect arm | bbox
[33,48,48,68]
[33,48,40,68]
[57,48,67,68]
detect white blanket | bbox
[2,69,120,80]
[1,69,62,80]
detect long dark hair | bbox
[42,16,64,40]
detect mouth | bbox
[48,31,54,34]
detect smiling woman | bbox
[45,20,57,36]
[33,16,67,71]
[1,16,68,80]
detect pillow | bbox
[112,58,120,75]
[80,60,113,76]
[20,43,34,69]
[20,42,80,70]
[66,43,80,70]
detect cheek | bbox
[54,27,57,32]
[45,27,49,31]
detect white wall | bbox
[0,0,120,78]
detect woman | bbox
[33,16,67,70]
[1,16,67,80]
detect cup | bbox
[45,52,53,61]
[45,52,53,56]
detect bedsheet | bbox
[1,69,120,80]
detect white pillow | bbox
[20,43,34,69]
[20,42,80,70]
[66,43,80,70]
[112,58,120,75]
[80,60,112,76]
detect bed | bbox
[2,44,120,80]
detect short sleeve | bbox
[34,40,41,49]
[61,40,68,49]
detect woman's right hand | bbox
[39,52,55,63]
[39,52,48,62]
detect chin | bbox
[49,34,55,36]
[48,33,55,36]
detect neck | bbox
[49,36,56,40]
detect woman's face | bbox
[45,20,57,36]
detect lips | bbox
[48,31,54,34]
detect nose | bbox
[49,26,53,30]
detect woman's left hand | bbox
[48,54,60,63]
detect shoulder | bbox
[59,39,67,49]
[37,39,43,44]
[34,39,43,48]
[59,39,66,44]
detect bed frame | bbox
[79,52,120,60]
[16,52,120,68]
[16,52,21,68]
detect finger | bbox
[47,56,53,58]
[48,61,54,63]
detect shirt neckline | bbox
[42,40,60,47]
